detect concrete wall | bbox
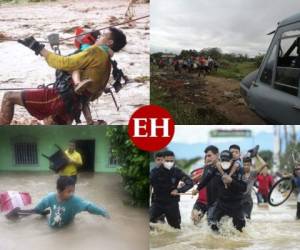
[0,126,118,173]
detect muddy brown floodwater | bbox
[150,194,300,250]
[0,172,148,250]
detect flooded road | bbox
[150,193,300,250]
[0,172,148,250]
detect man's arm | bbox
[85,203,110,218]
[197,166,216,191]
[40,47,94,72]
[66,152,83,167]
[226,176,247,193]
[176,169,193,193]
[77,198,110,218]
[74,153,83,166]
[150,168,158,187]
[33,195,51,214]
[254,154,268,175]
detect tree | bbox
[280,142,300,173]
[106,126,149,207]
[254,54,265,68]
[200,47,222,60]
[176,157,201,173]
[259,150,274,169]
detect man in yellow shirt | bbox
[0,27,127,125]
[60,140,83,184]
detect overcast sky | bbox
[172,125,300,144]
[151,0,300,56]
[168,125,300,159]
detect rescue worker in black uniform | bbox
[150,150,193,229]
[192,145,221,225]
[196,150,247,232]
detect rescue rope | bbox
[0,87,42,91]
[0,15,149,43]
[0,14,149,91]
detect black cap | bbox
[220,150,232,162]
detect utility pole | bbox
[273,125,281,172]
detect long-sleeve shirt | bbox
[197,165,247,204]
[150,166,193,204]
[243,171,258,198]
[34,192,109,228]
[59,149,82,176]
[257,174,273,196]
[45,45,111,98]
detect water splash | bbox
[150,195,300,249]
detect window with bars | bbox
[13,142,38,165]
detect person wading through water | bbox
[194,149,247,232]
[0,27,126,125]
[59,140,83,184]
[150,150,193,229]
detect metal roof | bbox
[279,12,300,27]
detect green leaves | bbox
[107,126,149,207]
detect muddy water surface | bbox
[0,172,148,250]
[150,193,300,250]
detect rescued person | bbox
[196,150,247,232]
[0,28,126,125]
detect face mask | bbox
[163,162,174,170]
[221,161,231,170]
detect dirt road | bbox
[204,75,264,124]
[151,67,264,124]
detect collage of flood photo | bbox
[1,0,300,250]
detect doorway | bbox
[75,140,95,172]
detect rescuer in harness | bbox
[0,27,127,125]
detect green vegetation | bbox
[151,89,231,124]
[259,150,274,170]
[211,61,257,81]
[151,47,265,81]
[106,126,149,207]
[280,142,300,173]
[210,50,264,80]
[151,65,232,124]
[176,157,201,173]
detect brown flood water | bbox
[0,172,148,250]
[150,194,300,250]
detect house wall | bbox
[0,126,118,173]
